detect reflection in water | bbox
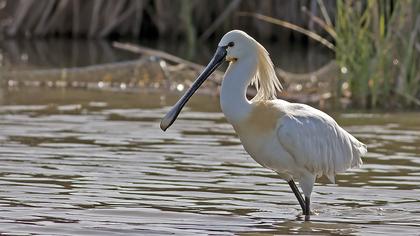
[0,87,419,235]
[0,39,333,73]
[0,39,139,69]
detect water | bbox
[0,39,139,69]
[0,39,333,73]
[0,87,419,235]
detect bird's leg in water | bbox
[305,196,311,221]
[288,180,306,214]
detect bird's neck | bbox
[220,56,257,124]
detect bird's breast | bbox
[233,100,284,136]
[230,101,292,173]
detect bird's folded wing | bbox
[276,111,363,183]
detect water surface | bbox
[0,87,419,235]
[0,39,333,73]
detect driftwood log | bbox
[111,42,339,105]
[1,42,339,106]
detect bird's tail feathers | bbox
[350,137,367,168]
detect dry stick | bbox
[101,0,120,34]
[58,0,73,34]
[72,0,80,36]
[180,0,196,51]
[99,0,126,37]
[308,0,318,32]
[99,4,140,37]
[317,0,333,27]
[199,0,242,41]
[132,0,146,36]
[154,0,168,36]
[25,0,48,33]
[119,1,140,35]
[237,12,335,51]
[113,42,338,86]
[301,6,336,39]
[34,0,56,35]
[89,0,104,37]
[7,0,35,36]
[41,0,71,36]
[99,0,127,37]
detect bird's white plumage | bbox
[218,30,367,201]
[276,100,366,194]
[161,29,367,217]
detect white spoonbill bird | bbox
[160,30,367,220]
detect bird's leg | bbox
[287,180,306,214]
[304,196,311,221]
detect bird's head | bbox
[220,30,282,102]
[218,30,257,63]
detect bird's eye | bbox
[227,41,235,47]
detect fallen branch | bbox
[301,6,336,38]
[2,59,153,83]
[114,42,204,71]
[237,12,335,51]
[113,42,339,85]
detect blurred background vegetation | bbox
[0,0,335,40]
[0,0,419,109]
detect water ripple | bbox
[0,89,419,235]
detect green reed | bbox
[335,0,419,108]
[248,0,419,108]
